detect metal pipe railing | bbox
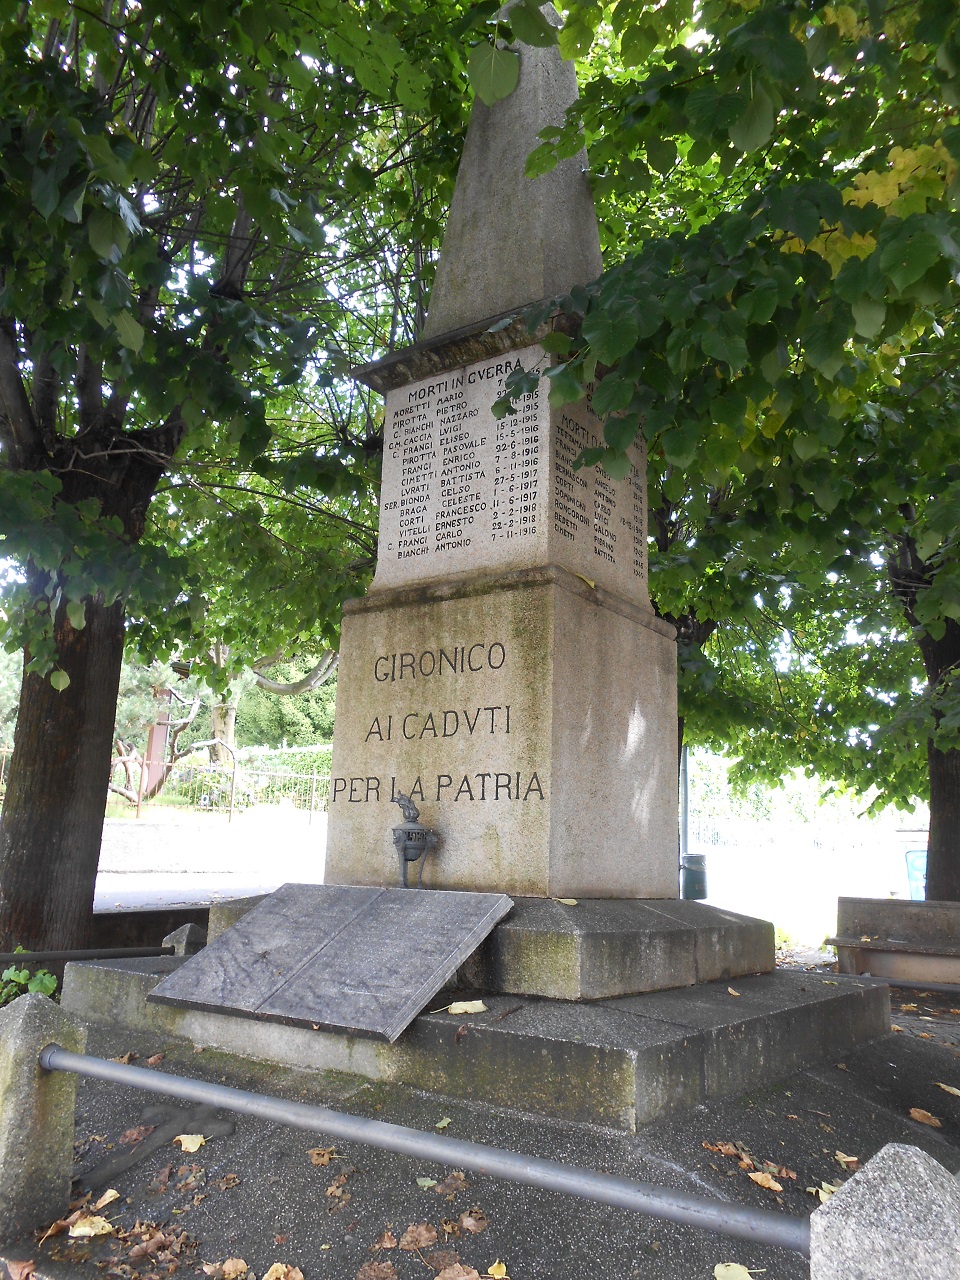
[39,1044,810,1256]
[0,947,174,966]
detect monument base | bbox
[461,897,775,1000]
[62,958,888,1132]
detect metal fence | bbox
[126,759,331,821]
[0,747,331,823]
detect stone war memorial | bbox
[66,20,890,1133]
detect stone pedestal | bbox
[325,565,677,898]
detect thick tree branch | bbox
[253,650,338,695]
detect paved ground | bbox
[3,974,960,1280]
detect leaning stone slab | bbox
[162,922,207,955]
[810,1142,960,1279]
[0,993,86,1242]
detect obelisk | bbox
[325,26,678,898]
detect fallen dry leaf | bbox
[486,1263,508,1279]
[714,1267,756,1280]
[417,1177,439,1189]
[446,1000,487,1016]
[93,1189,120,1210]
[834,1151,859,1170]
[357,1263,398,1280]
[910,1107,943,1128]
[400,1222,439,1251]
[68,1215,115,1239]
[262,1265,304,1280]
[437,1267,479,1280]
[441,1218,460,1239]
[5,1260,35,1280]
[435,1117,452,1131]
[747,1170,782,1193]
[727,987,741,997]
[145,1052,165,1066]
[936,1082,960,1098]
[215,1172,241,1190]
[373,1231,398,1250]
[110,1051,137,1064]
[128,1230,175,1261]
[308,1145,337,1166]
[434,1171,470,1198]
[552,898,578,905]
[424,1249,461,1271]
[899,1002,918,1012]
[118,1125,155,1145]
[459,1208,489,1234]
[221,1259,249,1280]
[173,1134,206,1153]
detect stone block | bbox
[464,899,774,1000]
[420,12,601,340]
[162,922,207,955]
[810,1142,960,1279]
[833,896,960,983]
[325,568,677,899]
[0,993,86,1242]
[207,895,265,943]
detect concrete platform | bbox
[62,958,889,1132]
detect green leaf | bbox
[87,208,122,261]
[646,136,677,175]
[620,22,658,68]
[592,372,633,417]
[31,165,60,220]
[581,307,640,364]
[467,42,520,106]
[114,311,145,353]
[728,83,775,154]
[540,331,572,355]
[852,296,885,338]
[49,670,71,691]
[509,4,558,47]
[65,600,86,630]
[545,363,586,408]
[600,450,633,480]
[700,328,749,372]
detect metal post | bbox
[38,1045,810,1256]
[309,769,317,826]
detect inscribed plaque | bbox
[147,884,513,1042]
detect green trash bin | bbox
[680,853,707,900]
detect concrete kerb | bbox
[0,993,86,1243]
[809,1142,960,1279]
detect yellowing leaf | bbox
[262,1266,304,1280]
[221,1260,249,1280]
[714,1266,754,1280]
[307,1145,337,1166]
[553,898,578,905]
[68,1216,114,1239]
[416,1177,438,1188]
[909,1107,942,1128]
[728,987,741,997]
[806,1180,842,1203]
[574,574,595,589]
[174,1133,206,1152]
[747,1170,782,1192]
[446,1000,487,1016]
[435,1116,452,1130]
[936,1081,960,1097]
[835,1150,859,1169]
[487,1263,508,1279]
[93,1189,120,1210]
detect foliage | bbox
[470,0,960,825]
[236,664,337,747]
[0,646,20,750]
[0,0,470,689]
[0,957,57,1006]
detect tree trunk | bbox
[209,701,237,764]
[0,594,125,950]
[925,740,960,901]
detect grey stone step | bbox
[463,897,775,999]
[61,960,888,1132]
